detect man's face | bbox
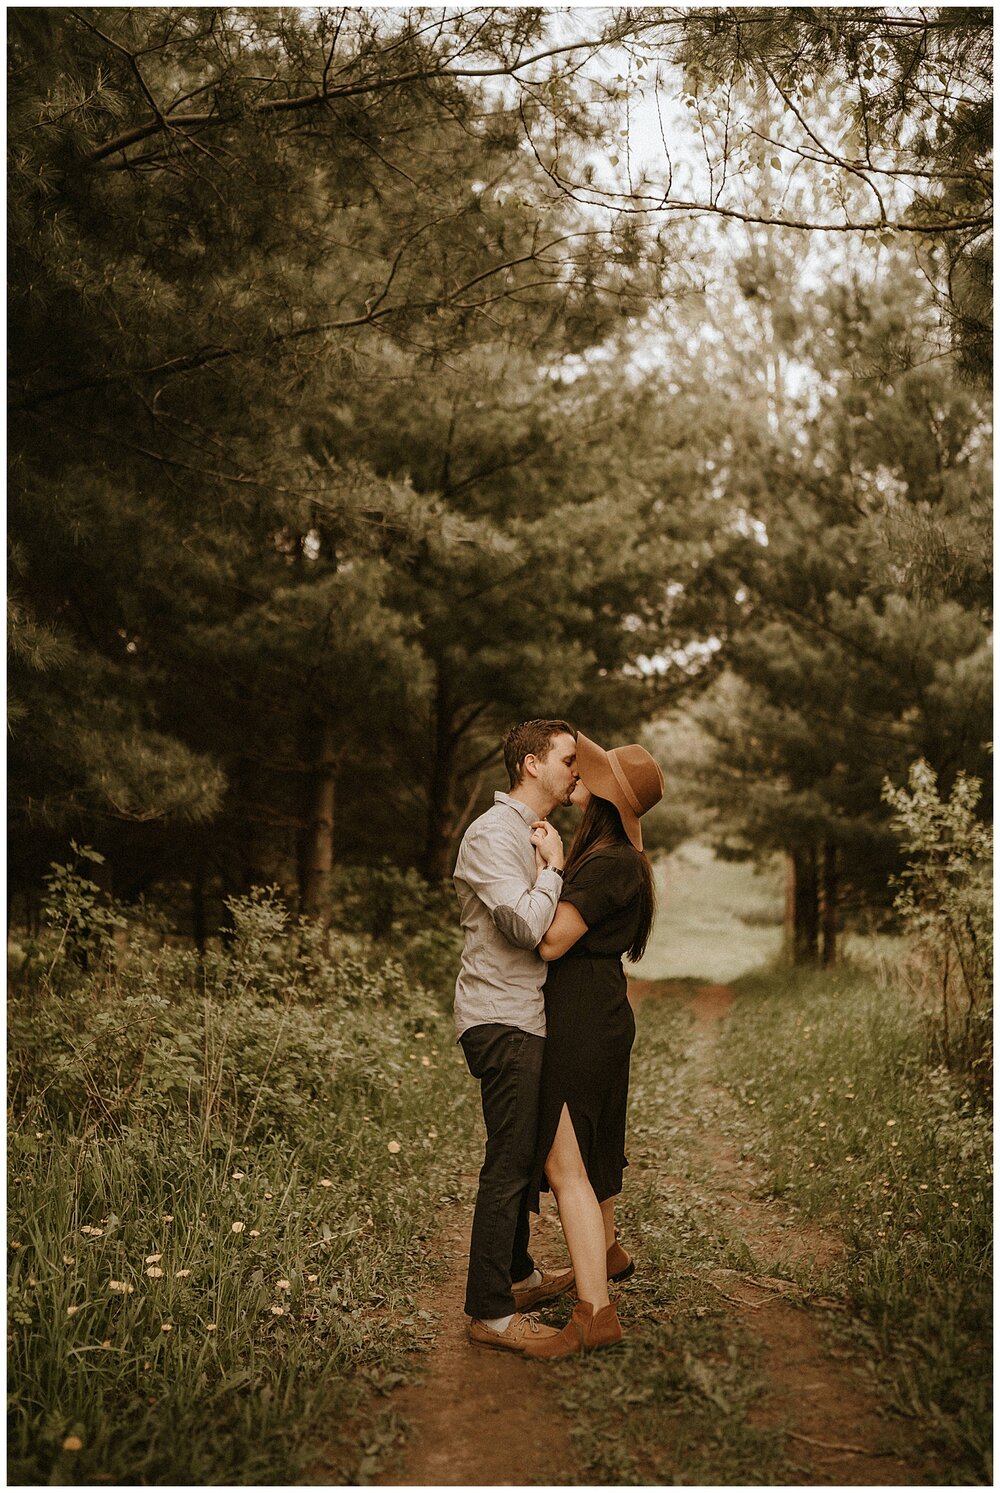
[533,732,579,807]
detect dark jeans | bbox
[459,1022,544,1321]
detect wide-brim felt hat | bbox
[575,732,665,853]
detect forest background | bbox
[8,4,992,954]
[6,7,993,1485]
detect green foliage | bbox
[723,966,991,1482]
[883,759,992,1087]
[7,885,475,1486]
[325,863,462,996]
[672,7,993,381]
[41,843,127,969]
[680,255,991,954]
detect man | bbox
[453,718,578,1352]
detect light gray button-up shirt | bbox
[453,791,563,1041]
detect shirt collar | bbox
[494,790,537,826]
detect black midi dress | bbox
[527,842,645,1211]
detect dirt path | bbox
[373,1197,575,1487]
[373,980,934,1486]
[669,979,928,1486]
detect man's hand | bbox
[530,820,564,871]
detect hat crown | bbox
[607,744,664,816]
[574,731,664,852]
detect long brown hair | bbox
[563,795,656,962]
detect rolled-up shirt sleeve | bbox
[458,824,562,949]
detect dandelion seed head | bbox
[249,1229,260,1238]
[231,1222,245,1233]
[387,1141,401,1154]
[66,1305,79,1317]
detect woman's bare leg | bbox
[544,1105,610,1311]
[600,1197,616,1251]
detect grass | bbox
[543,968,990,1485]
[720,966,993,1483]
[7,891,480,1486]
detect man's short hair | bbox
[503,719,576,789]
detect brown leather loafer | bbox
[607,1239,635,1282]
[512,1266,575,1312]
[467,1312,561,1353]
[522,1299,623,1359]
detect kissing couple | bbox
[453,718,663,1358]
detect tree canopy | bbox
[8,6,992,951]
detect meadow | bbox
[7,852,991,1484]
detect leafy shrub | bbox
[41,842,127,970]
[325,861,462,999]
[882,759,992,1091]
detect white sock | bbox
[512,1268,542,1291]
[483,1313,515,1334]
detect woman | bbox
[522,731,663,1359]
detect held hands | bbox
[530,819,564,872]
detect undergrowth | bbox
[722,966,992,1484]
[7,886,476,1486]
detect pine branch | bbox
[80,30,624,169]
[11,232,615,412]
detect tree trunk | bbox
[423,668,458,881]
[792,846,820,965]
[783,851,796,963]
[302,719,340,923]
[821,841,838,968]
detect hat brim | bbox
[575,732,644,852]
